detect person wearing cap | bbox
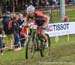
[26,5,50,47]
[2,12,14,50]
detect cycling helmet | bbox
[26,5,35,14]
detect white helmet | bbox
[26,5,35,14]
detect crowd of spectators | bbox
[25,0,60,7]
[0,12,26,55]
[25,0,74,8]
[2,0,75,13]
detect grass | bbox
[0,34,75,65]
[0,7,75,65]
[45,7,75,22]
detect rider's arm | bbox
[35,11,50,27]
[42,14,50,27]
[26,15,36,25]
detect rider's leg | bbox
[42,30,48,41]
[41,30,48,47]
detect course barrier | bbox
[45,22,75,37]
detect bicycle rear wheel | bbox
[38,34,51,57]
[44,34,51,56]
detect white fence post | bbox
[55,36,59,43]
[67,34,70,42]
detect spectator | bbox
[18,13,24,26]
[68,0,72,4]
[0,25,5,55]
[17,13,25,47]
[8,15,21,51]
[2,12,14,50]
[40,0,46,7]
[49,0,53,6]
[30,0,33,5]
[10,13,16,20]
[52,0,59,7]
[32,0,37,6]
[20,13,27,47]
[45,0,50,7]
[63,16,69,22]
[65,0,69,4]
[20,26,26,47]
[36,0,40,7]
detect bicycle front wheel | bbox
[25,38,35,59]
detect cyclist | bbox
[26,5,50,47]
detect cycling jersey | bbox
[26,10,48,26]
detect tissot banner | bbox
[45,22,75,37]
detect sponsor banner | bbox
[45,22,75,37]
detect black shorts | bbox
[35,18,45,26]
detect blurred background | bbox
[0,0,75,22]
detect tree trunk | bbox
[0,2,2,15]
[13,0,15,12]
[0,6,2,15]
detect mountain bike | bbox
[25,24,51,59]
[36,26,51,57]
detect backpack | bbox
[8,21,12,29]
[2,16,13,34]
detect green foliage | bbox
[45,8,75,22]
[2,0,10,2]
